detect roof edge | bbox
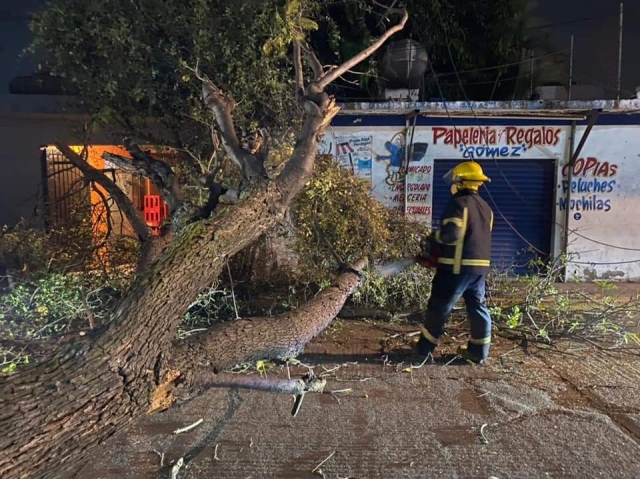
[336,99,640,115]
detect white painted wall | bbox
[562,125,640,281]
[322,123,568,222]
[321,119,640,281]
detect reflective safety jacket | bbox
[435,189,493,275]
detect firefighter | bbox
[414,161,494,363]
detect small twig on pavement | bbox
[410,356,431,369]
[445,355,460,366]
[389,331,421,339]
[334,377,373,382]
[330,388,353,404]
[173,418,204,435]
[170,457,184,479]
[321,365,342,375]
[331,388,353,394]
[152,450,165,467]
[213,444,220,461]
[478,423,489,444]
[313,451,336,473]
[499,348,519,358]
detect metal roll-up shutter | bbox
[431,159,556,275]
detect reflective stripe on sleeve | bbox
[442,217,464,227]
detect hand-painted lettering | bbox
[559,157,619,216]
[562,158,618,178]
[433,126,562,149]
[558,196,612,213]
[561,179,616,194]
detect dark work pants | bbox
[416,270,492,360]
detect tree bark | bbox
[175,259,366,373]
[102,138,183,214]
[0,181,291,478]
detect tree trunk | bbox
[0,181,291,478]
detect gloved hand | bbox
[419,233,436,260]
[417,233,440,269]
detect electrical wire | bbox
[522,13,618,31]
[438,73,534,87]
[427,57,549,258]
[567,232,640,253]
[432,14,550,257]
[431,9,640,267]
[567,258,640,265]
[436,49,570,79]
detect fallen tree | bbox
[0,5,408,478]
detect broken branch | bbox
[302,44,323,80]
[186,63,267,181]
[173,418,204,435]
[174,258,367,372]
[201,373,326,395]
[313,9,408,91]
[55,143,150,242]
[293,40,305,94]
[102,139,182,212]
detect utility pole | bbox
[568,35,574,101]
[529,50,534,99]
[617,2,624,102]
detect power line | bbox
[523,13,618,31]
[430,10,640,268]
[438,73,531,87]
[567,258,640,266]
[436,49,570,78]
[432,12,550,257]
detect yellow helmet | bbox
[444,161,490,191]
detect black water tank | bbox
[380,39,428,89]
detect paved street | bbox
[77,321,640,479]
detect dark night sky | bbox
[529,0,640,97]
[0,0,639,97]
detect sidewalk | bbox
[554,281,638,300]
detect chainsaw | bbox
[373,236,440,278]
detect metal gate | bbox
[42,147,89,229]
[431,159,556,275]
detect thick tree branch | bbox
[102,140,182,213]
[293,40,305,94]
[174,258,367,373]
[187,64,267,181]
[55,143,150,242]
[302,45,324,80]
[200,373,326,396]
[192,174,228,220]
[276,95,340,202]
[312,9,408,92]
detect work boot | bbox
[408,338,435,365]
[412,335,436,357]
[456,346,486,365]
